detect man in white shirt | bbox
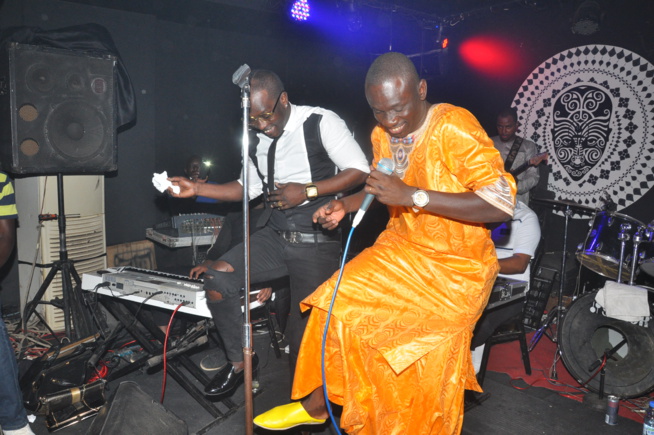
[169,69,369,398]
[470,200,541,375]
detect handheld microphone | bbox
[352,157,395,228]
[232,64,251,89]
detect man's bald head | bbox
[250,69,284,96]
[365,52,420,89]
[364,52,429,139]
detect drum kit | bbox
[531,197,654,398]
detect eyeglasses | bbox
[248,91,284,125]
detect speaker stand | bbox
[22,173,94,344]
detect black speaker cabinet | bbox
[87,381,188,435]
[0,42,117,174]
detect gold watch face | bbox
[412,190,429,208]
[306,185,318,200]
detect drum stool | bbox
[473,297,532,386]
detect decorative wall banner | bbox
[512,45,654,217]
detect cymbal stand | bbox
[629,227,645,285]
[528,284,560,352]
[616,223,632,284]
[551,204,574,380]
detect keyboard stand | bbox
[98,295,247,434]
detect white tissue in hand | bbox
[152,171,180,194]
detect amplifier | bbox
[523,267,557,328]
[152,213,223,238]
[146,227,215,248]
[486,277,528,310]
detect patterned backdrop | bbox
[512,45,654,218]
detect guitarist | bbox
[492,107,547,205]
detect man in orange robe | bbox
[254,52,516,434]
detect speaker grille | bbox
[1,43,117,174]
[45,100,108,159]
[26,63,55,93]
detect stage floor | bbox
[24,326,643,435]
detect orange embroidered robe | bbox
[292,104,516,434]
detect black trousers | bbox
[206,226,341,371]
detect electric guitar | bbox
[510,152,549,177]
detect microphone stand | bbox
[628,226,644,285]
[551,203,573,380]
[234,64,254,435]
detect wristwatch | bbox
[411,189,430,209]
[305,184,318,200]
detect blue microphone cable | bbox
[320,158,393,433]
[321,225,356,435]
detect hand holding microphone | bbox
[352,158,395,228]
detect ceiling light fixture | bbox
[289,0,311,22]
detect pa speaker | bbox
[0,42,117,174]
[87,381,188,435]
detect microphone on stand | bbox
[232,64,251,89]
[232,61,255,435]
[352,158,395,228]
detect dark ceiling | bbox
[61,0,648,57]
[209,0,562,18]
[62,1,636,34]
[79,0,576,25]
[202,0,568,25]
[339,0,556,19]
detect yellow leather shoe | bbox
[253,402,326,430]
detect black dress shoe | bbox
[204,354,259,396]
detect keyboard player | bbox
[153,199,290,373]
[470,200,541,376]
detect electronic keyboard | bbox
[81,267,263,317]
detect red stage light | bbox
[459,36,522,78]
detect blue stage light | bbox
[290,0,311,22]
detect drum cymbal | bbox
[532,197,597,213]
